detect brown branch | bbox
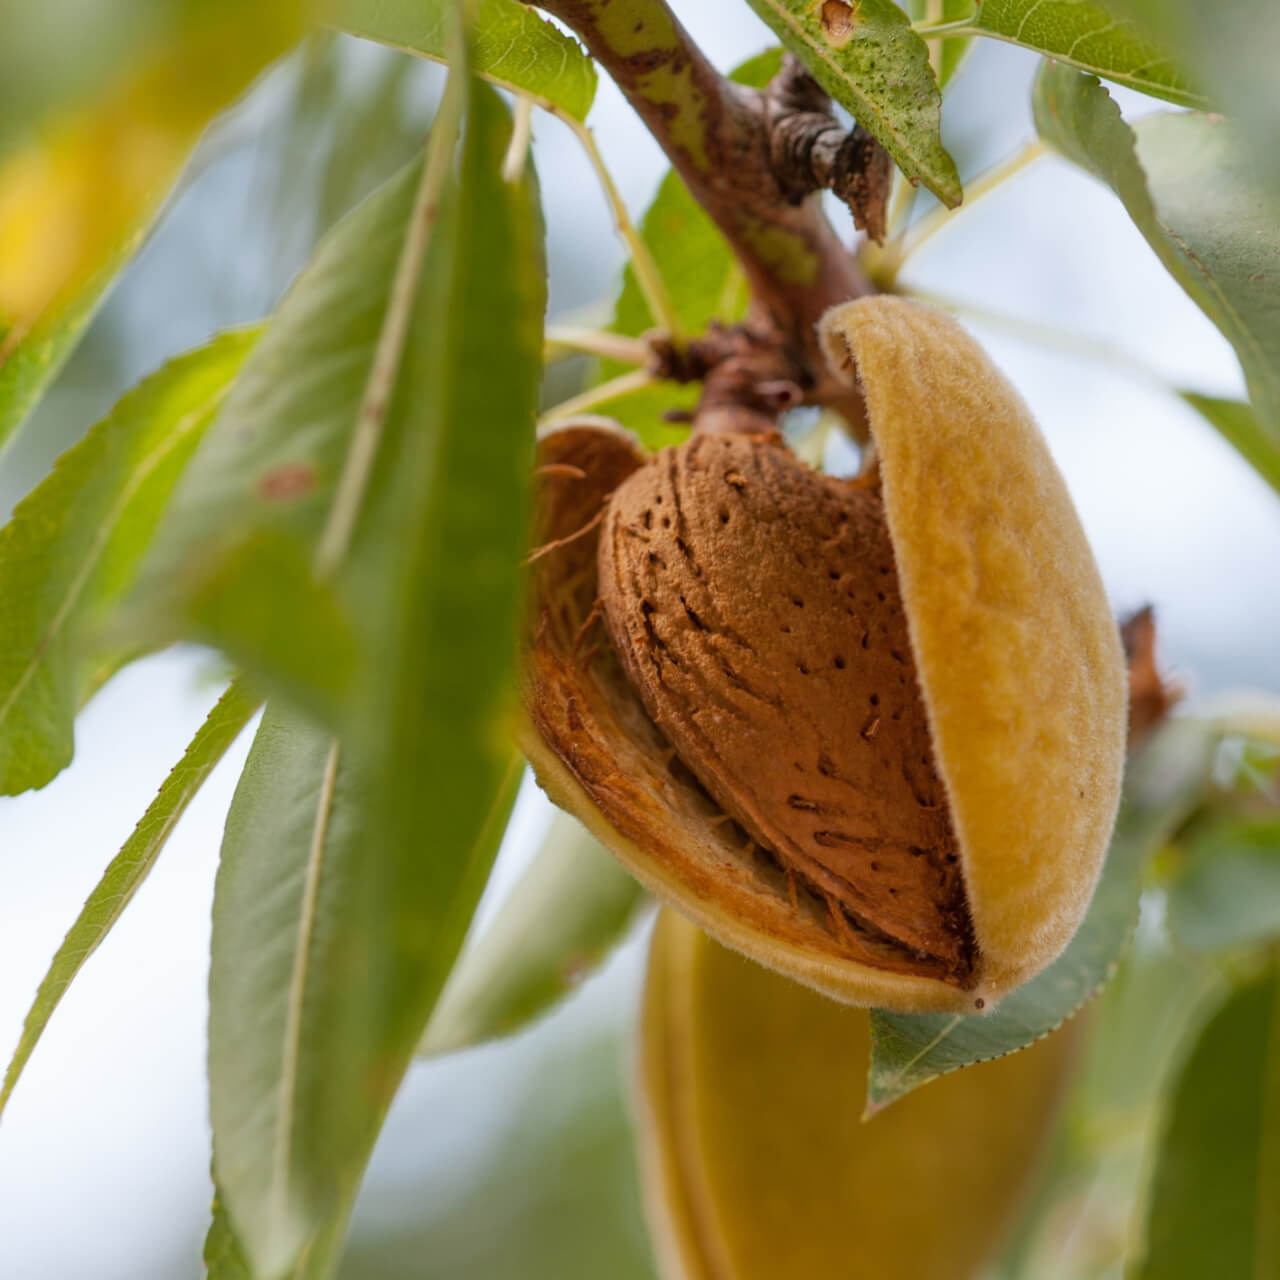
[531,0,876,436]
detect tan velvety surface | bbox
[597,432,973,983]
[522,421,979,1012]
[638,911,1078,1280]
[819,297,1127,996]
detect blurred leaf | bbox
[0,680,260,1121]
[1034,68,1280,446]
[208,74,545,1279]
[1136,966,1280,1279]
[905,0,974,88]
[0,0,309,451]
[0,0,309,157]
[742,0,961,206]
[160,525,359,728]
[1106,0,1280,188]
[593,50,780,447]
[254,34,432,305]
[205,1194,253,1280]
[339,967,656,1280]
[420,810,648,1057]
[867,719,1218,1111]
[333,0,598,119]
[1168,815,1280,953]
[952,0,1202,107]
[1182,394,1280,498]
[0,229,142,459]
[0,329,256,795]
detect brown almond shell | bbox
[519,420,977,1012]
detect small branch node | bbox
[764,54,893,243]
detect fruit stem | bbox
[530,0,874,430]
[537,367,656,426]
[866,140,1046,289]
[562,114,686,345]
[544,325,651,365]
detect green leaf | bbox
[1034,67,1280,442]
[208,708,521,1278]
[1136,966,1280,1279]
[592,50,780,447]
[120,161,426,718]
[420,811,648,1057]
[0,330,256,795]
[866,719,1218,1112]
[742,0,960,206]
[208,74,545,1279]
[1167,815,1280,954]
[952,1,1203,108]
[1104,0,1280,188]
[905,0,974,88]
[0,238,138,457]
[0,681,260,1122]
[332,0,598,120]
[1182,394,1280,498]
[205,1194,254,1280]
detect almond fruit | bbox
[637,910,1080,1280]
[520,298,1126,1012]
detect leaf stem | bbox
[562,115,684,345]
[911,17,976,38]
[537,368,656,427]
[502,94,535,184]
[544,325,650,365]
[314,63,465,579]
[869,139,1046,288]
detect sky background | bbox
[1,2,1278,1276]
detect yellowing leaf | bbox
[0,0,309,449]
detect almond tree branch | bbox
[530,0,876,434]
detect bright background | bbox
[1,2,1277,1276]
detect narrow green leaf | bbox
[1182,394,1280,498]
[121,154,427,717]
[867,719,1219,1111]
[332,0,597,120]
[1034,67,1280,442]
[955,0,1203,107]
[592,50,780,447]
[0,236,139,456]
[1136,966,1280,1279]
[741,0,961,206]
[1168,815,1280,954]
[205,1193,253,1280]
[0,330,256,795]
[0,680,260,1121]
[209,75,546,1279]
[420,811,648,1057]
